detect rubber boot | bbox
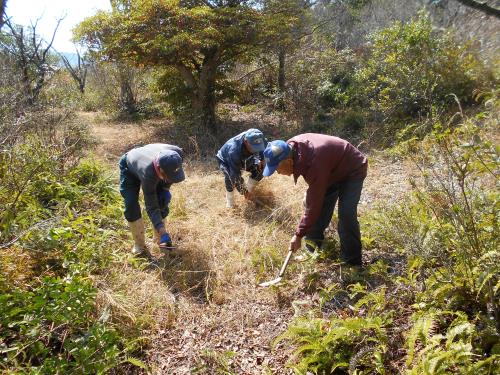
[226,191,234,208]
[129,218,148,256]
[246,177,259,193]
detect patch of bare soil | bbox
[150,296,294,374]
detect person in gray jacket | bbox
[118,143,185,256]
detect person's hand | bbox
[289,234,302,252]
[159,232,173,250]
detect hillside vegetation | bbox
[1,0,499,374]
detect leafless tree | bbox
[1,17,61,105]
[59,47,88,94]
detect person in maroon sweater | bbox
[263,133,368,265]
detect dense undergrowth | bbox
[0,149,147,372]
[277,93,499,374]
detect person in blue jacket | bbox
[216,129,267,208]
[118,143,185,256]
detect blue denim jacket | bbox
[216,131,265,185]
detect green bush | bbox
[0,153,144,373]
[355,12,489,141]
[406,310,499,374]
[285,47,357,126]
[0,274,123,374]
[377,116,498,316]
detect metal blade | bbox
[258,250,294,288]
[258,276,282,287]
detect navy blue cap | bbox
[244,128,266,153]
[263,140,291,177]
[158,150,185,183]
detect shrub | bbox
[406,310,499,374]
[0,273,123,373]
[0,156,145,373]
[355,12,490,142]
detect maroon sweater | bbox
[288,133,368,237]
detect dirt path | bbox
[86,113,415,374]
[84,112,159,165]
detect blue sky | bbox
[4,0,111,52]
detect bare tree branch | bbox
[59,47,88,93]
[0,0,7,29]
[2,17,62,104]
[453,0,500,18]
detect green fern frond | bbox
[445,321,473,347]
[406,312,438,366]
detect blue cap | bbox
[263,140,290,177]
[244,128,266,153]
[158,150,185,183]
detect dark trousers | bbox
[119,155,169,222]
[217,157,263,193]
[305,178,364,265]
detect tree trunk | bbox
[120,80,136,113]
[277,49,286,110]
[191,93,217,133]
[117,64,137,114]
[176,50,219,134]
[197,59,218,134]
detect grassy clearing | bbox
[2,98,497,373]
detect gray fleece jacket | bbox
[125,143,183,229]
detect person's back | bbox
[126,143,183,183]
[216,131,246,166]
[288,133,367,187]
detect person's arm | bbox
[142,178,165,231]
[227,145,245,193]
[296,174,328,237]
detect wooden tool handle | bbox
[278,250,293,277]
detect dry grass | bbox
[94,263,178,335]
[85,111,418,374]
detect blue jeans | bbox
[305,179,364,265]
[119,154,169,222]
